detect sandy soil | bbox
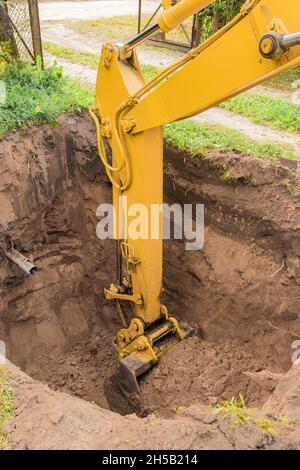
[3,359,300,450]
[0,113,300,448]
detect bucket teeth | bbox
[104,319,194,416]
[104,353,154,416]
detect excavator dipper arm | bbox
[91,0,300,415]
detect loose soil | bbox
[0,112,300,449]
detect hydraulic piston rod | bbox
[281,32,300,48]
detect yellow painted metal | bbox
[95,45,164,328]
[93,0,300,366]
[159,0,215,32]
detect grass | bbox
[164,120,298,162]
[44,42,99,68]
[268,67,300,91]
[213,394,254,428]
[0,368,14,450]
[221,93,300,133]
[213,395,289,434]
[0,61,94,139]
[43,42,160,82]
[213,394,296,435]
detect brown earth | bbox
[0,112,300,449]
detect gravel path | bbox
[39,1,150,21]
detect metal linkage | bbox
[259,30,300,59]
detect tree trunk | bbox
[0,1,19,57]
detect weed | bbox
[213,394,254,428]
[286,182,296,196]
[0,368,14,450]
[0,42,14,76]
[213,395,297,436]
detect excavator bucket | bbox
[104,319,193,416]
[104,354,151,416]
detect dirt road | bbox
[39,1,152,21]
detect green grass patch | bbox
[0,61,94,139]
[44,42,99,68]
[0,368,14,450]
[268,67,300,91]
[164,120,298,161]
[221,94,300,133]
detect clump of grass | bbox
[164,120,298,161]
[0,60,94,139]
[220,169,250,185]
[285,182,296,196]
[213,394,296,435]
[213,394,254,428]
[0,368,14,450]
[221,94,300,133]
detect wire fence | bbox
[0,0,42,62]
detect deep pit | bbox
[0,112,299,419]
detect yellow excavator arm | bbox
[90,0,300,414]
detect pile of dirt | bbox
[140,336,271,418]
[26,330,117,409]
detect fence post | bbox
[138,0,142,33]
[28,0,43,64]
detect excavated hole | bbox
[0,115,299,418]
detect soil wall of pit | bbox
[0,112,299,414]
